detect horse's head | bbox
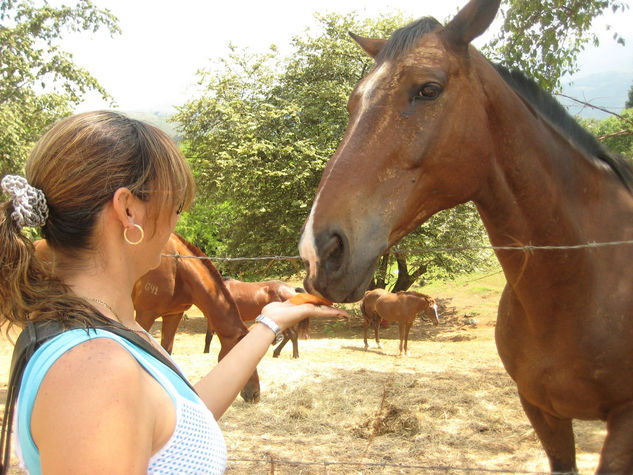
[424,298,440,326]
[299,0,501,302]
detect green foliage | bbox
[627,82,633,109]
[174,12,414,279]
[175,4,625,283]
[403,204,494,281]
[0,0,119,174]
[485,0,629,91]
[580,110,633,160]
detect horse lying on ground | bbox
[132,233,261,402]
[205,278,310,358]
[361,289,439,355]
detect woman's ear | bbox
[112,187,140,227]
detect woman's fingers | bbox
[287,293,333,306]
[261,301,349,330]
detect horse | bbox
[361,289,438,355]
[359,288,388,346]
[297,0,633,472]
[132,233,261,402]
[205,278,310,359]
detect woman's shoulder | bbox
[38,334,149,401]
[30,334,156,441]
[29,334,163,472]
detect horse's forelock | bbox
[377,17,443,62]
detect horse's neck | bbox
[180,260,237,324]
[474,89,633,288]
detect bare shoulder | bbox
[31,336,150,427]
[41,336,146,388]
[31,336,157,473]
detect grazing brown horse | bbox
[361,289,438,355]
[205,278,310,358]
[132,233,261,402]
[298,0,633,472]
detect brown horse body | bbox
[207,278,309,358]
[298,0,633,472]
[132,233,261,402]
[359,288,388,348]
[361,289,438,355]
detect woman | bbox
[0,111,346,474]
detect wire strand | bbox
[161,238,633,262]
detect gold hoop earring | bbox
[124,224,144,245]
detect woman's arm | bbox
[194,301,347,418]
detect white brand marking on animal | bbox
[144,282,159,296]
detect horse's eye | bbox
[415,83,442,101]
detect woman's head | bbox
[0,111,195,328]
[26,111,195,250]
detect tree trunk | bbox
[370,253,390,290]
[391,252,427,292]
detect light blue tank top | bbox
[14,328,227,474]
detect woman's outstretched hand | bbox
[260,298,348,332]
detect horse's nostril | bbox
[323,232,344,274]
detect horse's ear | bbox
[349,32,386,59]
[443,0,501,52]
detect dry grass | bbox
[0,270,605,474]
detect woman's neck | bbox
[53,249,139,328]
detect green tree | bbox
[175,12,492,283]
[177,2,626,283]
[581,111,633,160]
[175,13,411,278]
[486,0,630,91]
[626,82,633,109]
[0,0,119,175]
[175,46,299,276]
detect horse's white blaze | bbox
[299,63,391,273]
[299,202,319,273]
[356,62,390,114]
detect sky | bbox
[63,0,633,114]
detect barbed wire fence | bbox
[158,238,631,473]
[162,238,633,263]
[223,456,552,474]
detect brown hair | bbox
[0,111,195,330]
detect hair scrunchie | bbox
[1,175,49,229]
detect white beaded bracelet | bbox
[255,315,284,345]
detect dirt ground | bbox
[0,271,605,474]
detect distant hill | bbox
[559,71,632,120]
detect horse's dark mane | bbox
[493,64,633,193]
[172,233,224,279]
[376,17,442,62]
